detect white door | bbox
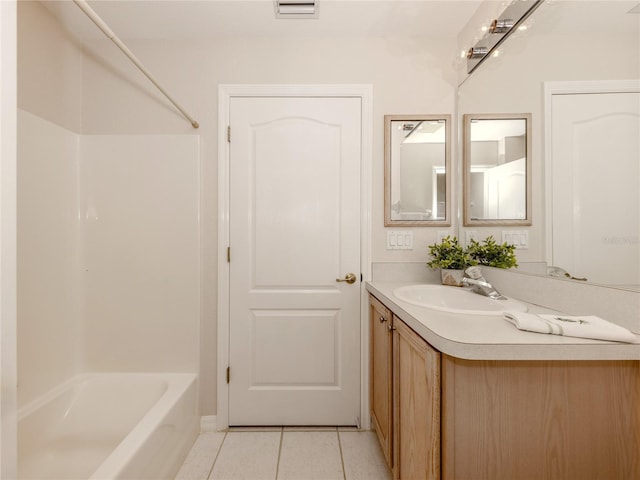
[485,158,526,219]
[550,91,640,287]
[228,96,362,426]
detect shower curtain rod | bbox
[73,0,199,129]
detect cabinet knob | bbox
[387,324,396,332]
[379,316,387,323]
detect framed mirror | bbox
[463,113,532,226]
[384,114,451,226]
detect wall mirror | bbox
[384,114,451,226]
[457,0,639,290]
[463,113,532,226]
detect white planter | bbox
[440,269,465,286]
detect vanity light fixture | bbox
[465,0,543,74]
[404,121,422,139]
[467,47,489,59]
[275,0,318,18]
[490,18,515,34]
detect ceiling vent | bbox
[275,0,318,19]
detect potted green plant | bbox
[426,236,477,286]
[467,236,518,269]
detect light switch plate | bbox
[465,230,478,246]
[502,230,529,249]
[387,231,413,250]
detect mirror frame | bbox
[384,114,452,227]
[463,113,532,226]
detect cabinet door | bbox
[441,356,640,480]
[369,295,393,467]
[393,317,440,480]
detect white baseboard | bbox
[200,415,218,432]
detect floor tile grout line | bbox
[275,427,284,480]
[194,428,390,480]
[336,430,348,480]
[206,431,228,480]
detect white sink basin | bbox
[393,284,528,316]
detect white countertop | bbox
[366,282,640,361]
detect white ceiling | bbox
[41,0,483,41]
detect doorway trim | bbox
[543,79,640,267]
[217,84,373,430]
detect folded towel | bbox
[503,311,638,344]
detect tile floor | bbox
[175,427,392,480]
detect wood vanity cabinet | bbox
[368,293,640,480]
[369,295,393,467]
[393,316,441,480]
[369,294,441,480]
[441,356,640,480]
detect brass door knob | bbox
[336,273,357,284]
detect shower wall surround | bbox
[17,110,201,408]
[81,135,200,373]
[17,1,200,411]
[17,110,82,407]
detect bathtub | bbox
[18,373,199,480]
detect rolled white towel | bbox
[503,311,639,344]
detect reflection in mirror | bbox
[384,115,451,226]
[463,113,531,226]
[457,0,639,290]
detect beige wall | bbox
[17,1,83,133]
[80,35,459,414]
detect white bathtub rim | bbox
[17,372,85,421]
[89,373,197,480]
[17,372,192,420]
[18,372,198,480]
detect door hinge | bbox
[227,246,231,263]
[227,125,231,143]
[226,366,231,384]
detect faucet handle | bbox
[465,266,484,280]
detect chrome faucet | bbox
[462,277,506,300]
